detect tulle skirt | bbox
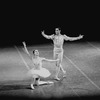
[27,68,51,78]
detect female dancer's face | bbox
[34,50,39,57]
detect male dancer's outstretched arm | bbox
[41,31,54,39]
[64,34,84,41]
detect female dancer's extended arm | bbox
[42,58,59,62]
[15,46,30,70]
[22,41,30,56]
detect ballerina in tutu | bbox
[22,42,59,89]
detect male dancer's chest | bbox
[53,35,64,48]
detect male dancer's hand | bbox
[78,34,84,39]
[41,30,45,35]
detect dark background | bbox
[0,1,100,47]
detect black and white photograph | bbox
[0,1,100,100]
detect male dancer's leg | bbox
[58,51,66,75]
[54,49,66,80]
[53,52,60,80]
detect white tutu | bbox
[28,68,51,78]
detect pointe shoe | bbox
[54,77,60,81]
[31,84,35,89]
[63,74,66,78]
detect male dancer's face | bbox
[55,28,61,35]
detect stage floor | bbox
[0,42,100,99]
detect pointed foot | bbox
[31,84,35,90]
[54,77,60,81]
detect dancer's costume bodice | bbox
[53,35,64,49]
[32,57,42,70]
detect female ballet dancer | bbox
[22,42,59,89]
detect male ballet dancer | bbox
[41,28,83,80]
